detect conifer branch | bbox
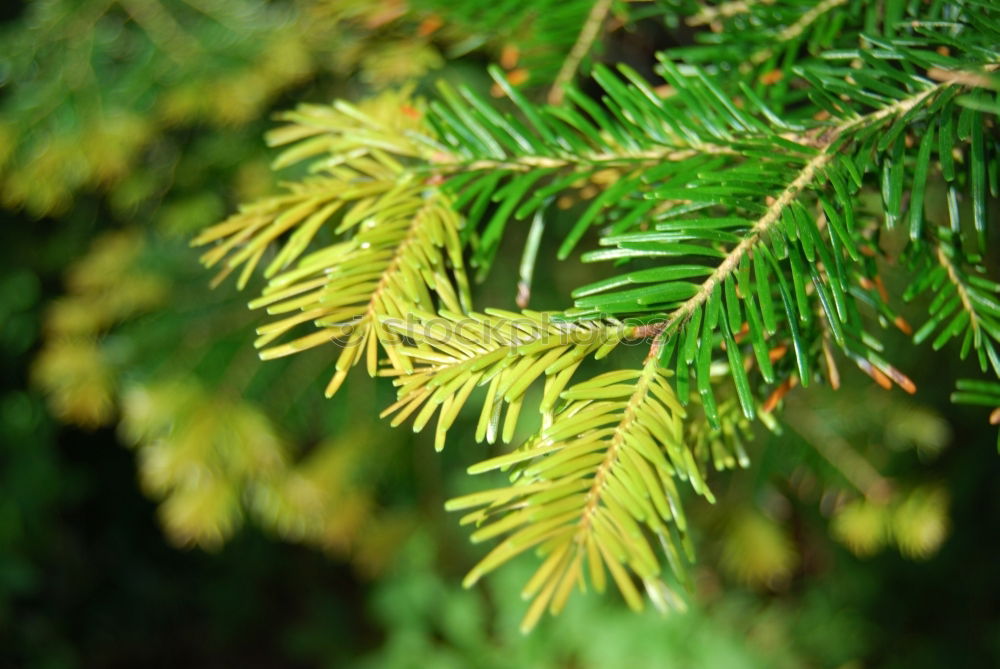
[637,78,955,357]
[935,243,980,344]
[451,360,699,631]
[640,148,833,356]
[184,0,1000,627]
[432,146,716,174]
[249,188,470,398]
[574,356,661,539]
[548,0,614,104]
[748,0,849,66]
[687,0,772,27]
[380,310,625,450]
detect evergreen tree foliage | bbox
[15,0,462,558]
[13,0,996,637]
[20,0,636,563]
[194,0,1000,630]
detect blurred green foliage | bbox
[2,0,999,666]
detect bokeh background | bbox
[1,1,998,667]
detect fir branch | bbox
[450,359,699,631]
[686,0,773,27]
[380,310,626,450]
[637,148,833,354]
[574,358,667,541]
[187,0,1000,628]
[906,230,1000,374]
[748,0,848,66]
[431,146,713,174]
[935,242,981,345]
[635,77,956,355]
[548,0,614,104]
[249,187,470,397]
